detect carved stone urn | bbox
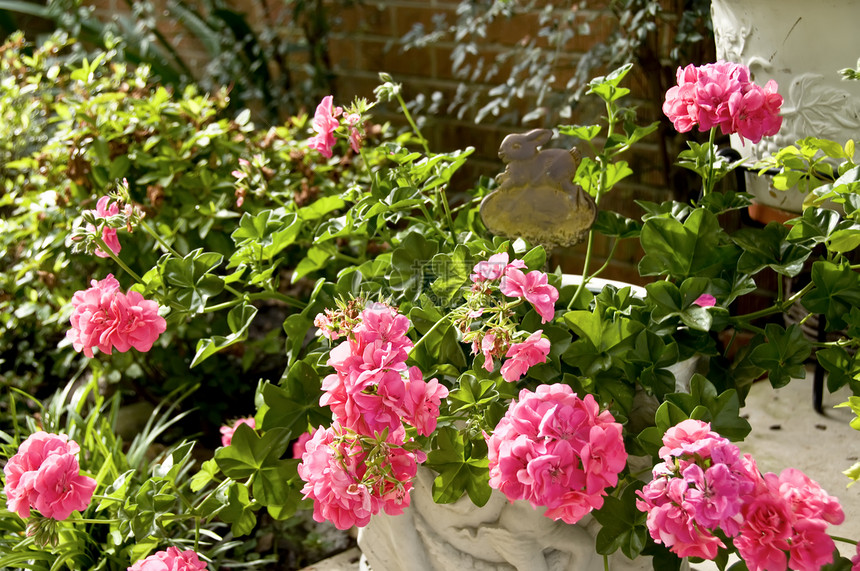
[356,466,656,571]
[711,0,860,212]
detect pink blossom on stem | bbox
[31,452,97,520]
[127,546,208,571]
[663,64,700,133]
[729,80,783,144]
[663,61,783,145]
[67,274,166,358]
[87,196,122,258]
[297,424,418,529]
[4,432,95,520]
[486,385,626,524]
[637,420,759,560]
[470,253,525,283]
[500,330,550,383]
[308,95,342,158]
[499,267,558,323]
[694,60,749,133]
[219,417,256,447]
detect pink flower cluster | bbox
[300,302,447,528]
[297,423,419,530]
[467,253,556,381]
[736,468,844,571]
[67,274,166,358]
[637,419,844,570]
[320,303,448,437]
[4,432,96,521]
[663,61,783,144]
[87,196,122,258]
[128,547,208,571]
[636,419,759,559]
[486,384,627,524]
[308,95,362,158]
[219,417,256,447]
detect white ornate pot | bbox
[357,466,656,571]
[711,0,860,212]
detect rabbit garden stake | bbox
[480,128,597,248]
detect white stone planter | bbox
[711,0,860,212]
[357,466,655,571]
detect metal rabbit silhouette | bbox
[480,129,597,248]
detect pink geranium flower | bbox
[500,330,550,382]
[729,80,784,144]
[499,267,558,323]
[308,95,341,158]
[470,253,524,283]
[4,432,96,520]
[31,452,98,520]
[219,417,256,447]
[87,195,121,258]
[486,385,626,524]
[297,424,418,529]
[67,274,166,358]
[127,546,208,571]
[663,61,782,145]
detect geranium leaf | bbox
[638,208,734,279]
[802,261,860,331]
[747,324,812,389]
[593,482,647,559]
[732,222,812,277]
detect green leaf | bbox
[190,458,220,492]
[638,208,734,279]
[162,248,225,313]
[214,424,292,479]
[563,309,643,352]
[593,210,642,239]
[732,222,812,277]
[219,481,257,536]
[786,207,841,243]
[252,458,301,508]
[586,63,633,104]
[624,330,679,398]
[818,346,857,393]
[430,244,470,306]
[802,261,860,331]
[558,124,601,142]
[654,401,690,434]
[261,364,331,434]
[593,482,647,559]
[426,427,492,506]
[748,324,812,388]
[663,375,751,441]
[292,243,336,282]
[698,191,752,215]
[191,302,258,367]
[827,226,860,253]
[389,232,439,297]
[645,280,714,332]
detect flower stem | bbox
[138,217,183,258]
[93,236,143,284]
[410,316,451,355]
[704,126,717,198]
[395,92,429,155]
[831,535,858,545]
